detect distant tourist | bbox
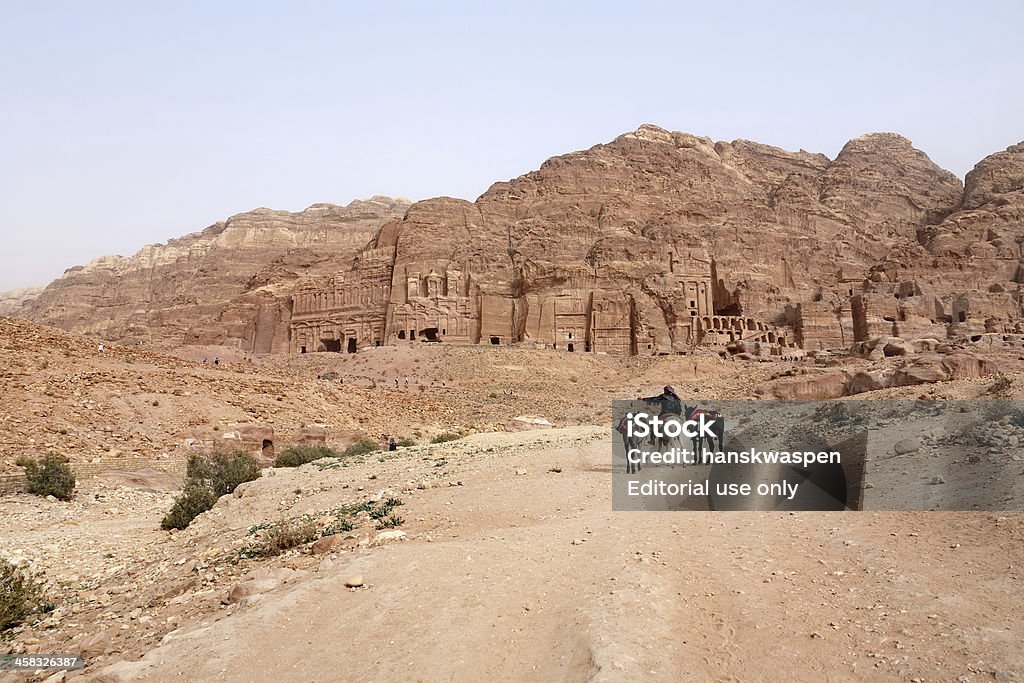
[388,437,397,451]
[97,343,104,354]
[213,357,220,366]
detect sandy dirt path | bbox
[106,427,1024,683]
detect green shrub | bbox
[0,559,43,632]
[367,498,405,527]
[375,514,404,530]
[430,433,459,444]
[16,453,75,501]
[161,450,260,530]
[161,482,217,530]
[274,444,338,468]
[343,439,380,457]
[395,437,416,447]
[186,450,261,497]
[321,517,354,536]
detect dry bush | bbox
[274,444,339,468]
[0,559,43,632]
[252,519,319,558]
[16,453,75,501]
[161,450,260,530]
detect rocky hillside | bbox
[18,197,411,351]
[363,126,972,353]
[0,286,42,316]
[19,127,1024,356]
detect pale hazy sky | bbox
[1,1,1022,290]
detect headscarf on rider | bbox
[641,385,682,416]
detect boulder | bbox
[893,438,922,455]
[371,530,407,546]
[310,534,344,556]
[225,578,280,604]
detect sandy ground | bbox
[2,317,1023,681]
[1,428,1016,682]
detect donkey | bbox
[684,405,725,464]
[616,415,644,474]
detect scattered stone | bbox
[894,438,921,455]
[76,631,112,657]
[310,534,344,556]
[225,578,280,604]
[372,530,407,546]
[344,575,364,588]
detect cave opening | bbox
[717,302,743,316]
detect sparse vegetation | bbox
[250,518,319,558]
[376,514,404,529]
[16,453,75,501]
[988,374,1013,397]
[186,450,261,497]
[160,483,217,531]
[430,432,459,444]
[0,559,43,632]
[321,517,355,536]
[343,438,380,457]
[373,497,404,516]
[274,444,339,468]
[395,437,416,447]
[161,450,260,530]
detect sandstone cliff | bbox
[292,125,998,358]
[0,286,42,315]
[22,127,1024,359]
[20,197,411,351]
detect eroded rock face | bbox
[292,126,1017,358]
[0,286,42,315]
[20,197,411,350]
[755,351,1001,399]
[22,127,1024,358]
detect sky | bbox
[1,1,1022,290]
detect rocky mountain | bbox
[0,286,42,315]
[288,126,1020,359]
[18,197,411,351]
[19,127,1024,358]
